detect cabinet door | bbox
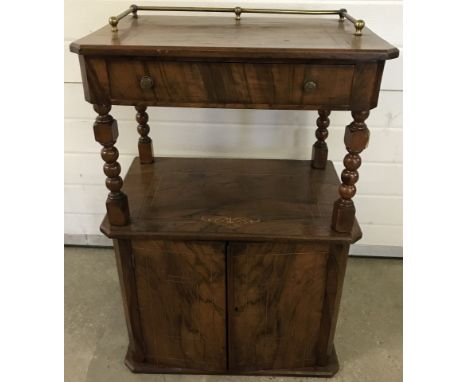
[132,240,226,372]
[227,242,329,371]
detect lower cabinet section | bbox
[117,238,349,376]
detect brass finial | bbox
[234,7,242,20]
[130,4,138,18]
[354,19,365,36]
[339,8,347,22]
[109,16,118,32]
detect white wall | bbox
[64,0,403,256]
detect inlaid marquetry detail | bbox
[201,215,260,227]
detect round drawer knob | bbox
[303,80,317,93]
[140,76,154,90]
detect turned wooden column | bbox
[135,105,154,164]
[312,110,331,169]
[93,104,130,226]
[332,110,370,233]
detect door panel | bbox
[132,240,226,371]
[228,242,329,371]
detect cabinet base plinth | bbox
[125,347,339,377]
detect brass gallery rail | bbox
[108,4,366,36]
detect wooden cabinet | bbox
[71,6,398,377]
[127,238,346,375]
[104,157,358,376]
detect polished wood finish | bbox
[120,235,342,377]
[126,347,339,377]
[93,104,129,225]
[332,111,370,233]
[71,13,398,377]
[316,244,350,365]
[77,57,385,110]
[228,242,328,371]
[100,157,361,243]
[70,16,398,60]
[113,239,145,363]
[106,60,354,109]
[312,110,331,169]
[132,240,226,372]
[135,105,154,164]
[72,15,397,110]
[350,62,385,110]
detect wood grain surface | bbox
[68,11,399,377]
[107,60,354,108]
[70,15,398,60]
[77,57,386,110]
[113,239,145,363]
[100,157,362,243]
[316,244,350,366]
[71,15,397,109]
[227,241,329,371]
[92,104,130,225]
[132,239,226,371]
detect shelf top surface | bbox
[101,157,361,243]
[70,15,398,60]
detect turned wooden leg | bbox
[332,110,370,233]
[93,104,130,226]
[135,105,154,164]
[312,110,331,169]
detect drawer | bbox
[107,59,354,108]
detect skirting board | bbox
[64,234,403,258]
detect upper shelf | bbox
[70,12,399,61]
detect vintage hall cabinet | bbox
[70,5,399,377]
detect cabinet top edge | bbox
[69,15,399,61]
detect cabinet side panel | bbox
[350,61,383,110]
[79,56,111,104]
[113,239,145,362]
[316,243,350,365]
[132,240,226,372]
[228,242,329,371]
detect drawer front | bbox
[107,60,354,108]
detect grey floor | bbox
[65,247,402,382]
